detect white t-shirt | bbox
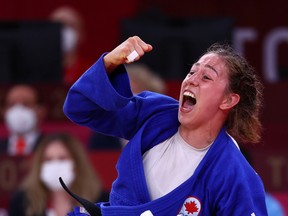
[143,130,212,200]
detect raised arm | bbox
[63,36,166,139]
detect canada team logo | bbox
[178,196,201,216]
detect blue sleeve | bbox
[63,54,178,140]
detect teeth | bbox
[183,91,195,98]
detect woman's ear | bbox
[220,93,240,111]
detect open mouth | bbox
[182,91,196,110]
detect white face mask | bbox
[61,26,79,53]
[40,159,75,191]
[5,104,37,134]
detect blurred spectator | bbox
[8,132,108,216]
[50,6,91,86]
[0,84,46,156]
[125,63,167,95]
[88,63,167,150]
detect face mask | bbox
[5,104,37,134]
[40,159,75,191]
[61,26,79,53]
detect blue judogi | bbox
[63,54,268,216]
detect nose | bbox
[187,73,200,86]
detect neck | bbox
[50,190,70,200]
[50,190,72,216]
[179,123,223,149]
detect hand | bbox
[104,36,153,73]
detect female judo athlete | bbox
[63,36,268,215]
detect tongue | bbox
[183,100,194,110]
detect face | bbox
[40,140,75,190]
[4,86,46,129]
[42,140,72,162]
[5,85,38,110]
[178,53,230,129]
[50,7,82,53]
[50,7,82,34]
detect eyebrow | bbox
[194,63,219,76]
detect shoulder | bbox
[208,143,265,205]
[205,134,264,195]
[199,133,267,214]
[211,142,258,183]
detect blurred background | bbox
[0,0,288,215]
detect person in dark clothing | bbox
[0,84,46,156]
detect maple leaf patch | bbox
[184,201,199,214]
[178,196,201,216]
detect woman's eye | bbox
[188,71,195,76]
[203,75,211,80]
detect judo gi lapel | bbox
[129,108,179,203]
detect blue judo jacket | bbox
[63,54,268,216]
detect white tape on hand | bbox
[140,210,154,216]
[126,50,139,62]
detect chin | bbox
[178,112,186,125]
